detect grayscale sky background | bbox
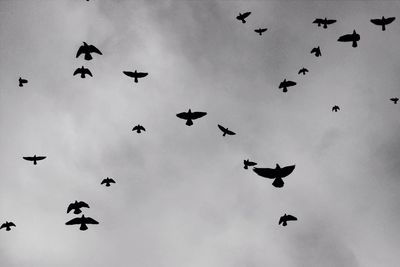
[0,0,399,266]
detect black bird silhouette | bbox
[371,16,395,31]
[332,105,340,112]
[132,124,146,133]
[279,214,297,226]
[279,79,296,93]
[236,12,251,23]
[76,42,102,60]
[313,18,337,29]
[73,66,92,78]
[67,201,90,214]
[244,159,257,169]
[65,214,99,231]
[101,177,115,187]
[218,124,236,137]
[123,70,148,83]
[18,77,28,87]
[298,68,309,75]
[338,30,360,48]
[253,164,295,188]
[176,109,207,126]
[254,28,267,35]
[310,46,321,57]
[390,97,399,104]
[23,155,46,165]
[0,221,16,231]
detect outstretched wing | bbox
[218,124,227,133]
[176,112,189,120]
[253,167,277,179]
[226,129,236,135]
[312,18,322,24]
[84,217,99,225]
[338,34,353,42]
[66,217,82,225]
[139,125,146,131]
[83,68,92,77]
[384,17,396,25]
[73,68,82,76]
[109,178,116,183]
[35,156,46,161]
[326,19,336,25]
[136,72,148,78]
[9,222,16,227]
[286,215,297,221]
[123,71,135,78]
[279,165,296,178]
[0,223,6,229]
[132,125,139,131]
[311,47,317,53]
[101,179,107,184]
[67,203,75,213]
[248,161,257,166]
[88,45,102,55]
[78,201,90,209]
[23,157,34,161]
[76,45,85,58]
[241,12,251,19]
[278,216,284,225]
[191,112,207,120]
[370,19,383,26]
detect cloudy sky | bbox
[1,0,400,266]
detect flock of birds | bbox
[3,10,399,232]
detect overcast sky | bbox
[0,0,400,266]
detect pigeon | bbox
[244,159,257,169]
[279,79,296,93]
[236,12,251,23]
[298,68,309,75]
[73,66,92,78]
[371,16,395,31]
[23,155,46,165]
[67,201,90,214]
[253,164,296,188]
[390,97,399,104]
[254,28,268,35]
[132,124,146,133]
[176,109,207,126]
[332,105,340,112]
[310,46,321,57]
[279,214,297,226]
[101,177,115,187]
[0,221,16,231]
[217,124,236,137]
[76,42,102,60]
[338,30,360,48]
[18,77,28,87]
[313,18,337,29]
[65,215,99,231]
[123,70,148,83]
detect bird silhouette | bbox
[18,77,28,87]
[73,66,92,78]
[254,28,267,35]
[218,124,236,137]
[244,159,257,169]
[310,46,321,57]
[132,124,146,133]
[253,164,295,188]
[65,215,99,231]
[279,214,297,226]
[236,12,251,23]
[176,109,207,126]
[298,67,309,75]
[313,18,337,29]
[23,155,46,165]
[123,70,148,83]
[101,177,115,187]
[371,16,395,31]
[338,30,360,48]
[390,97,399,104]
[332,105,340,112]
[0,221,16,231]
[67,201,90,214]
[279,79,296,93]
[76,42,102,60]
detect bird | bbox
[332,105,340,112]
[18,77,28,87]
[123,70,148,83]
[176,109,207,126]
[0,221,16,231]
[279,214,297,226]
[254,28,267,35]
[338,30,360,48]
[244,159,257,170]
[67,201,90,214]
[253,164,296,188]
[236,12,251,23]
[370,16,395,31]
[298,67,309,75]
[313,18,337,29]
[73,66,92,78]
[101,177,115,187]
[279,79,296,93]
[23,155,46,165]
[65,214,99,231]
[390,97,399,104]
[132,124,146,133]
[310,46,321,57]
[217,124,236,137]
[76,42,102,60]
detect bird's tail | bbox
[80,224,88,231]
[34,160,37,165]
[272,177,284,188]
[382,24,386,31]
[283,221,287,226]
[282,87,287,93]
[323,24,327,29]
[223,132,226,137]
[244,165,248,169]
[134,77,138,83]
[352,40,358,48]
[84,53,92,60]
[19,82,23,87]
[241,19,246,23]
[186,119,193,126]
[258,32,262,36]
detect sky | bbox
[0,0,400,266]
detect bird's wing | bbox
[278,165,296,178]
[9,222,16,227]
[311,47,317,53]
[136,72,148,78]
[312,18,322,24]
[260,28,267,32]
[370,19,383,25]
[132,125,138,131]
[242,12,251,19]
[101,179,107,184]
[286,215,297,221]
[326,19,336,24]
[278,81,284,88]
[65,217,82,225]
[73,68,81,76]
[109,178,116,183]
[83,68,92,76]
[88,45,102,55]
[0,223,5,229]
[226,129,236,135]
[253,167,277,179]
[286,81,296,87]
[390,98,398,101]
[218,124,226,132]
[123,71,135,78]
[254,29,261,33]
[23,157,34,161]
[35,156,46,161]
[384,17,396,24]
[298,69,303,74]
[84,217,99,224]
[78,201,90,209]
[176,112,189,120]
[278,216,284,225]
[248,161,257,166]
[304,68,309,72]
[139,125,146,131]
[67,203,75,213]
[191,112,207,119]
[76,46,85,58]
[338,34,353,42]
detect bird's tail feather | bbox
[80,224,88,231]
[272,177,284,188]
[134,77,138,83]
[186,119,193,126]
[84,53,92,60]
[283,221,287,226]
[352,40,358,48]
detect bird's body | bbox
[132,124,146,133]
[338,30,360,48]
[332,105,340,112]
[217,124,236,137]
[279,214,297,226]
[254,28,267,35]
[76,42,102,60]
[313,18,337,29]
[236,12,251,23]
[123,70,148,83]
[23,155,46,165]
[67,201,90,214]
[310,46,321,57]
[279,79,296,93]
[244,159,257,169]
[176,109,207,126]
[0,221,16,231]
[390,97,399,104]
[18,77,28,87]
[253,163,295,188]
[101,177,116,187]
[298,68,309,75]
[65,215,99,231]
[73,66,92,78]
[371,16,395,31]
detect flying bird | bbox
[176,109,207,126]
[236,12,251,23]
[73,66,92,78]
[390,97,399,104]
[23,155,46,165]
[253,164,296,188]
[332,105,340,112]
[254,28,267,35]
[76,42,102,60]
[279,79,296,93]
[313,18,337,29]
[132,124,146,133]
[217,124,236,137]
[18,77,28,87]
[279,214,297,226]
[67,201,90,214]
[370,16,395,31]
[0,221,16,231]
[123,70,148,83]
[101,177,115,187]
[244,159,257,170]
[338,30,360,48]
[310,46,321,57]
[65,215,99,231]
[298,67,309,75]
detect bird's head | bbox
[83,42,88,46]
[276,163,281,169]
[188,109,192,113]
[353,30,356,34]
